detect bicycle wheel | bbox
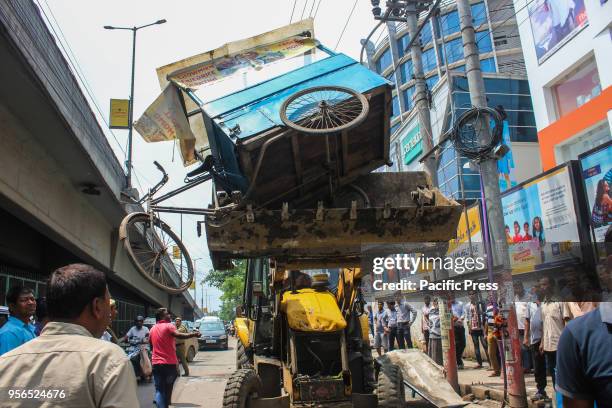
[280,86,369,135]
[120,212,194,294]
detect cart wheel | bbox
[119,212,194,294]
[280,85,369,134]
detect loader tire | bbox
[236,341,253,369]
[377,363,405,408]
[223,368,261,408]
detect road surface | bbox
[137,337,237,408]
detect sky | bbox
[38,0,383,313]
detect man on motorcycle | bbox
[120,316,150,381]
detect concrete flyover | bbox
[0,0,199,323]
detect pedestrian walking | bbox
[395,292,417,349]
[374,301,388,356]
[450,294,466,369]
[421,295,431,353]
[0,285,36,355]
[556,302,612,407]
[524,293,548,401]
[175,316,190,376]
[485,296,501,376]
[427,298,443,365]
[383,301,398,351]
[0,263,139,407]
[466,290,489,368]
[538,276,570,389]
[514,281,533,373]
[150,308,200,408]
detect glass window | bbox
[471,2,487,26]
[552,59,601,118]
[452,64,466,72]
[462,174,481,192]
[422,48,437,72]
[376,48,393,73]
[403,87,415,111]
[440,10,460,37]
[480,57,496,73]
[504,111,536,127]
[486,94,534,110]
[509,126,538,142]
[397,34,410,58]
[476,30,493,53]
[452,92,472,108]
[426,75,439,90]
[386,71,396,85]
[480,78,531,94]
[445,37,464,64]
[400,59,413,83]
[390,122,401,136]
[392,95,400,118]
[420,21,433,45]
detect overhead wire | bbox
[309,0,317,18]
[289,0,297,23]
[36,0,127,160]
[313,0,323,19]
[334,0,359,50]
[300,0,309,20]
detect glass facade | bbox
[368,1,534,202]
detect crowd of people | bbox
[0,263,200,408]
[368,278,611,406]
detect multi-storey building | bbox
[364,0,542,201]
[511,0,611,169]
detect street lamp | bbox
[104,19,166,191]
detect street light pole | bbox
[103,19,166,190]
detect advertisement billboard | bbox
[502,165,582,274]
[579,141,612,243]
[528,0,588,64]
[447,204,484,262]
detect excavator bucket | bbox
[206,172,462,269]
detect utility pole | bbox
[370,0,437,186]
[455,1,526,407]
[404,2,437,186]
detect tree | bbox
[205,260,247,321]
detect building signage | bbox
[528,0,589,64]
[400,123,422,165]
[501,165,581,274]
[447,204,484,263]
[579,141,612,243]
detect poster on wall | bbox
[528,0,589,64]
[579,141,612,243]
[502,165,581,274]
[447,204,485,263]
[498,121,517,192]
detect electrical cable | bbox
[289,0,297,23]
[309,0,317,18]
[313,0,323,19]
[448,106,504,161]
[300,0,309,20]
[37,0,127,159]
[334,0,359,50]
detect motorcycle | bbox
[122,336,152,383]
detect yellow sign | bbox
[189,280,196,289]
[109,99,130,129]
[447,204,483,258]
[172,245,181,259]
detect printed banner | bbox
[109,99,130,129]
[168,37,316,89]
[134,85,197,165]
[580,142,612,243]
[447,204,484,266]
[501,165,581,274]
[528,0,588,64]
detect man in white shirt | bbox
[120,316,150,344]
[421,295,431,352]
[394,292,417,349]
[383,301,399,351]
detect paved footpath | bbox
[137,337,237,408]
